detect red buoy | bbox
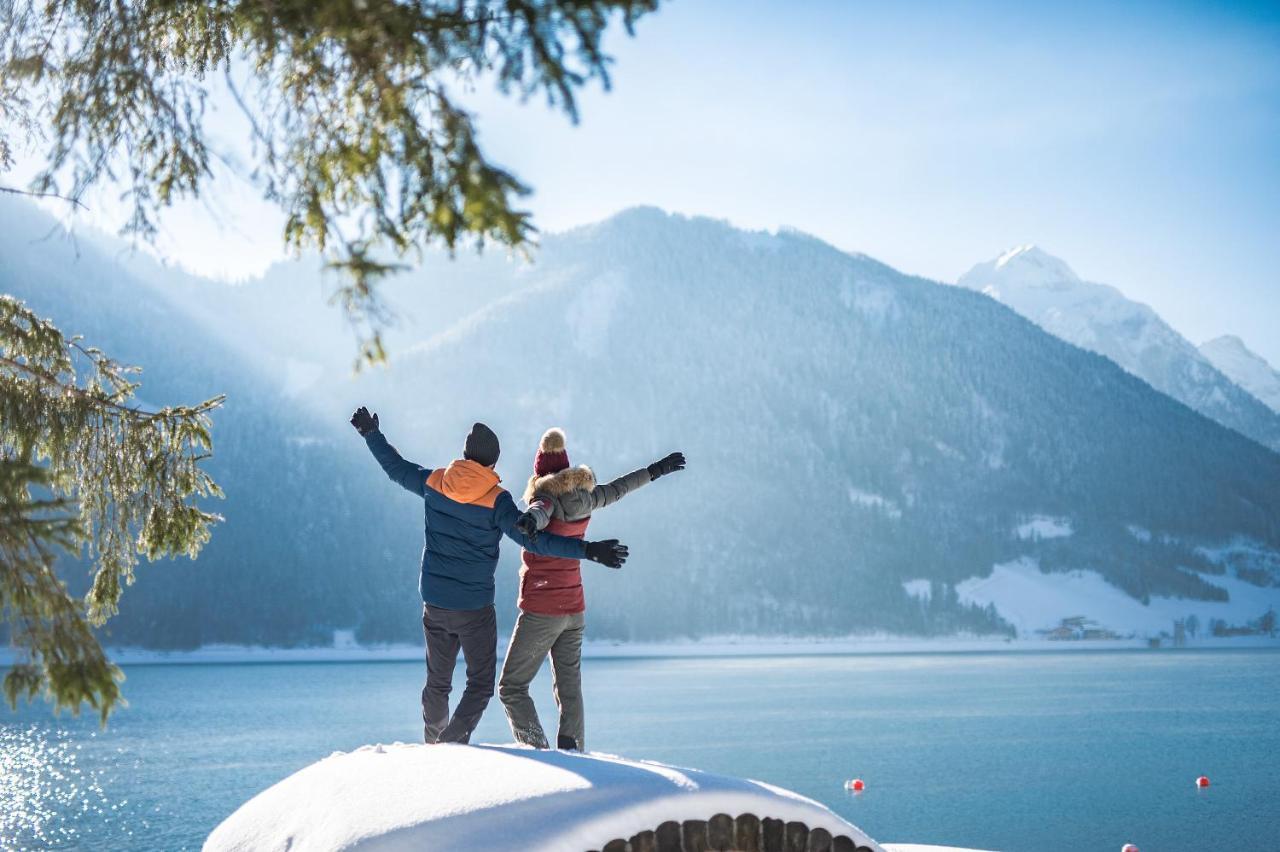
[1196,775,1210,788]
[1121,844,1139,852]
[845,778,865,792]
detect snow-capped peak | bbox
[995,244,1034,267]
[1202,335,1249,357]
[968,245,1082,294]
[957,247,1280,452]
[1200,335,1280,415]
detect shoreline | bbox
[7,634,1275,667]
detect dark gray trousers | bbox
[422,603,497,744]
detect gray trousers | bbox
[498,610,586,751]
[422,603,497,744]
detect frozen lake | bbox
[4,648,1278,851]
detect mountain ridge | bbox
[957,244,1280,453]
[1200,334,1280,416]
[4,201,1278,643]
[352,207,1280,637]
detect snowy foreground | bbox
[203,743,990,852]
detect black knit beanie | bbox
[463,422,500,467]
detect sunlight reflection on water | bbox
[0,725,145,850]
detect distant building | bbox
[1039,617,1120,641]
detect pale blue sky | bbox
[35,0,1280,362]
[464,0,1280,362]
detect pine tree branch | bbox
[0,185,87,210]
[0,354,222,420]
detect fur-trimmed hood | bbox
[523,464,595,504]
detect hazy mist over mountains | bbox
[4,199,1279,647]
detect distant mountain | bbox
[5,203,1279,644]
[345,210,1280,639]
[1200,335,1280,416]
[0,198,424,648]
[958,245,1280,452]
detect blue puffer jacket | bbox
[364,430,587,610]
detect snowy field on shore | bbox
[954,556,1280,637]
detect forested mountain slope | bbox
[4,202,1278,644]
[353,209,1280,638]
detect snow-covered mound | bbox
[882,847,994,852]
[204,743,888,852]
[958,245,1280,451]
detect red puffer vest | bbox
[518,515,591,615]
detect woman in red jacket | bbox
[498,427,684,751]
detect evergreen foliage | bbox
[0,0,656,718]
[0,0,658,363]
[0,296,223,720]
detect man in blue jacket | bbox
[351,407,629,744]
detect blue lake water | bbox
[3,649,1278,851]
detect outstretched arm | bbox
[352,407,428,496]
[496,493,584,558]
[591,452,686,511]
[512,496,550,541]
[590,467,652,511]
[498,495,628,567]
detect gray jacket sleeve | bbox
[590,466,652,511]
[526,496,554,530]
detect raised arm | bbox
[590,467,651,511]
[351,407,428,496]
[591,452,686,511]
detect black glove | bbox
[350,406,379,436]
[584,539,629,569]
[647,451,686,480]
[514,511,539,542]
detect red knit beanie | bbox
[534,428,570,476]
